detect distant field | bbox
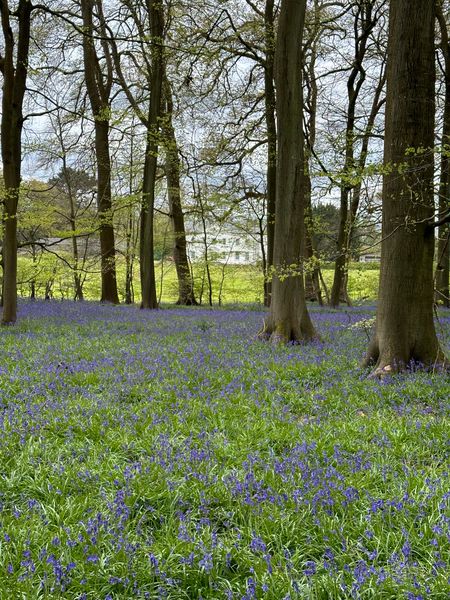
[17,255,379,305]
[0,301,448,598]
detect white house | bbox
[186,222,263,265]
[359,253,381,263]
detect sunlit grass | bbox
[18,254,379,305]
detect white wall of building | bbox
[186,229,262,265]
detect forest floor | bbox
[0,301,448,599]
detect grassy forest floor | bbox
[0,301,448,599]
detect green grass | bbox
[0,302,448,598]
[17,254,379,304]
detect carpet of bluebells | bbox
[0,301,448,599]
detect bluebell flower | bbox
[303,560,316,576]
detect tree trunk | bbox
[436,5,450,308]
[304,163,323,304]
[71,234,84,302]
[264,0,276,307]
[95,119,119,303]
[345,63,386,302]
[140,0,164,310]
[198,194,213,307]
[330,186,351,307]
[436,101,450,307]
[140,139,159,309]
[436,120,450,308]
[80,0,119,304]
[363,0,447,373]
[125,207,135,305]
[70,216,84,302]
[262,0,317,343]
[2,197,18,322]
[0,0,32,324]
[163,80,197,305]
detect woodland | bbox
[0,1,449,598]
[0,0,449,370]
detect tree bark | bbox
[162,79,197,305]
[262,0,317,343]
[304,165,323,305]
[81,0,119,304]
[125,146,137,305]
[95,119,119,303]
[140,0,164,310]
[263,0,276,307]
[363,0,447,373]
[436,3,450,308]
[436,111,450,308]
[330,186,351,307]
[0,0,32,324]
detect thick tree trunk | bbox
[0,0,31,324]
[2,189,18,323]
[436,7,450,308]
[163,81,197,306]
[140,139,159,310]
[2,153,20,323]
[140,0,164,310]
[262,0,317,343]
[436,171,450,307]
[364,0,447,373]
[436,154,450,308]
[95,120,119,303]
[330,187,351,307]
[264,0,276,307]
[81,0,119,304]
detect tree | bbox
[16,180,56,300]
[105,0,164,309]
[162,77,197,305]
[113,123,141,305]
[328,0,386,308]
[303,0,329,305]
[0,0,32,323]
[80,0,119,304]
[139,0,164,309]
[262,0,276,307]
[177,0,279,306]
[261,0,317,342]
[363,0,448,373]
[48,167,97,301]
[436,1,450,308]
